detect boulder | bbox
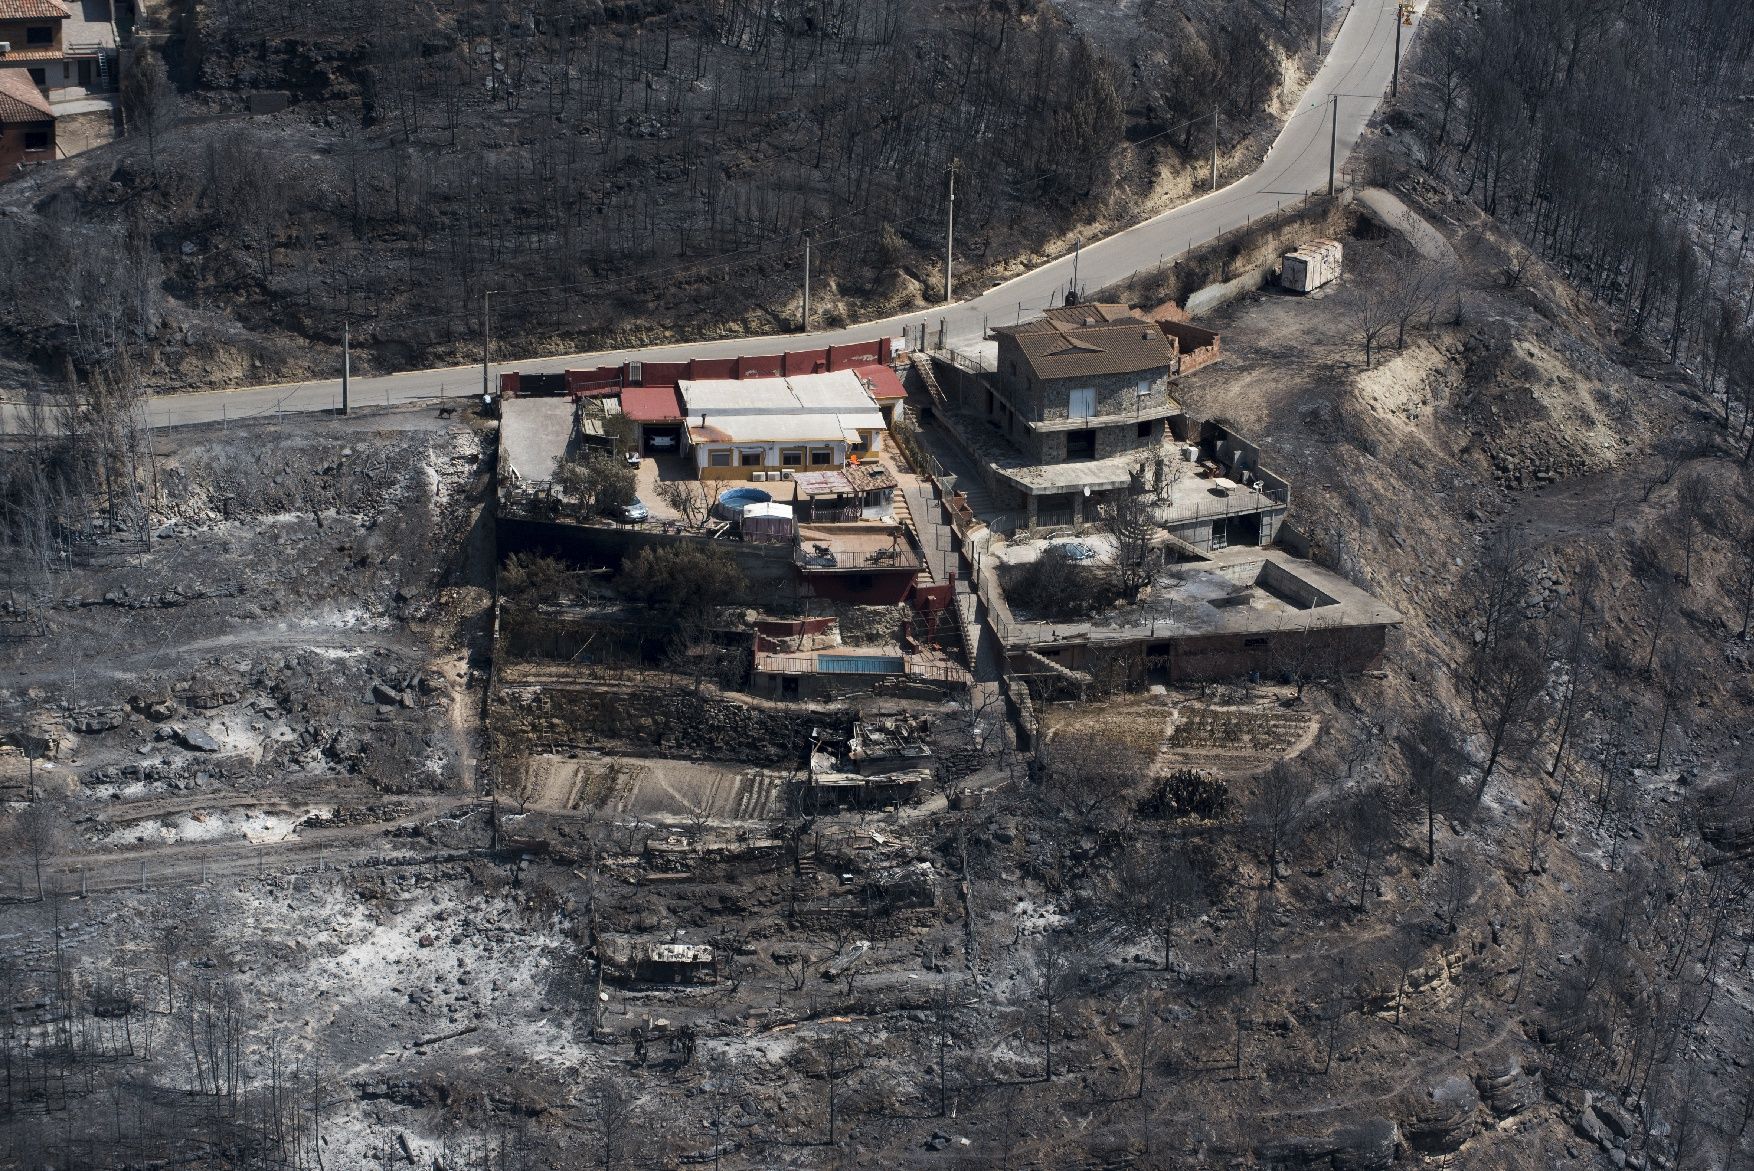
[1575,1099,1611,1147]
[1593,1099,1635,1140]
[176,726,222,753]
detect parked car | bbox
[618,499,650,523]
[646,433,678,451]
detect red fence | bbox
[500,338,897,399]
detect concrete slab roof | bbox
[996,453,1142,495]
[498,398,576,483]
[996,545,1402,645]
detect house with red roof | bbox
[0,67,53,174]
[617,385,687,456]
[0,0,118,103]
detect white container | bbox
[751,471,768,482]
[1281,239,1343,293]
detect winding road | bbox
[75,2,1418,432]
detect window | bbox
[781,449,804,467]
[708,450,732,467]
[739,449,764,467]
[1068,388,1096,418]
[23,130,49,151]
[1065,430,1096,462]
[26,26,53,45]
[810,449,832,466]
[850,433,868,453]
[1137,420,1154,439]
[27,68,46,86]
[1137,378,1153,396]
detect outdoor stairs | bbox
[886,489,936,589]
[906,352,951,416]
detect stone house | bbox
[986,304,1181,465]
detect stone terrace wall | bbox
[502,681,839,765]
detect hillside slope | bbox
[0,0,1313,393]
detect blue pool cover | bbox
[816,654,905,675]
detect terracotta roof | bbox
[617,385,684,423]
[1038,303,1136,325]
[854,363,906,401]
[0,68,52,122]
[993,306,1173,382]
[0,0,67,19]
[0,47,60,61]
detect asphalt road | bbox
[22,1,1416,433]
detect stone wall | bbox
[500,517,798,593]
[502,681,838,765]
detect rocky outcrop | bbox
[1474,1051,1540,1119]
[1402,1074,1480,1154]
[1256,1116,1399,1170]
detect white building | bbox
[681,369,888,479]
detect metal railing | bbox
[794,546,921,571]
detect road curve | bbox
[21,1,1417,433]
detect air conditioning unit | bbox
[780,469,795,480]
[751,471,768,482]
[0,43,12,54]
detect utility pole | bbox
[1392,5,1405,97]
[1210,107,1219,191]
[1070,237,1082,304]
[1328,95,1338,196]
[802,231,812,332]
[481,290,493,401]
[1316,0,1322,53]
[340,321,350,416]
[944,158,958,304]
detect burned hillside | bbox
[2,0,1310,392]
[7,0,1754,1166]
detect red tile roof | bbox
[0,68,52,122]
[0,0,68,19]
[618,385,684,423]
[855,363,906,401]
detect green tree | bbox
[616,544,745,627]
[553,452,635,511]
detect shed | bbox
[741,501,796,544]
